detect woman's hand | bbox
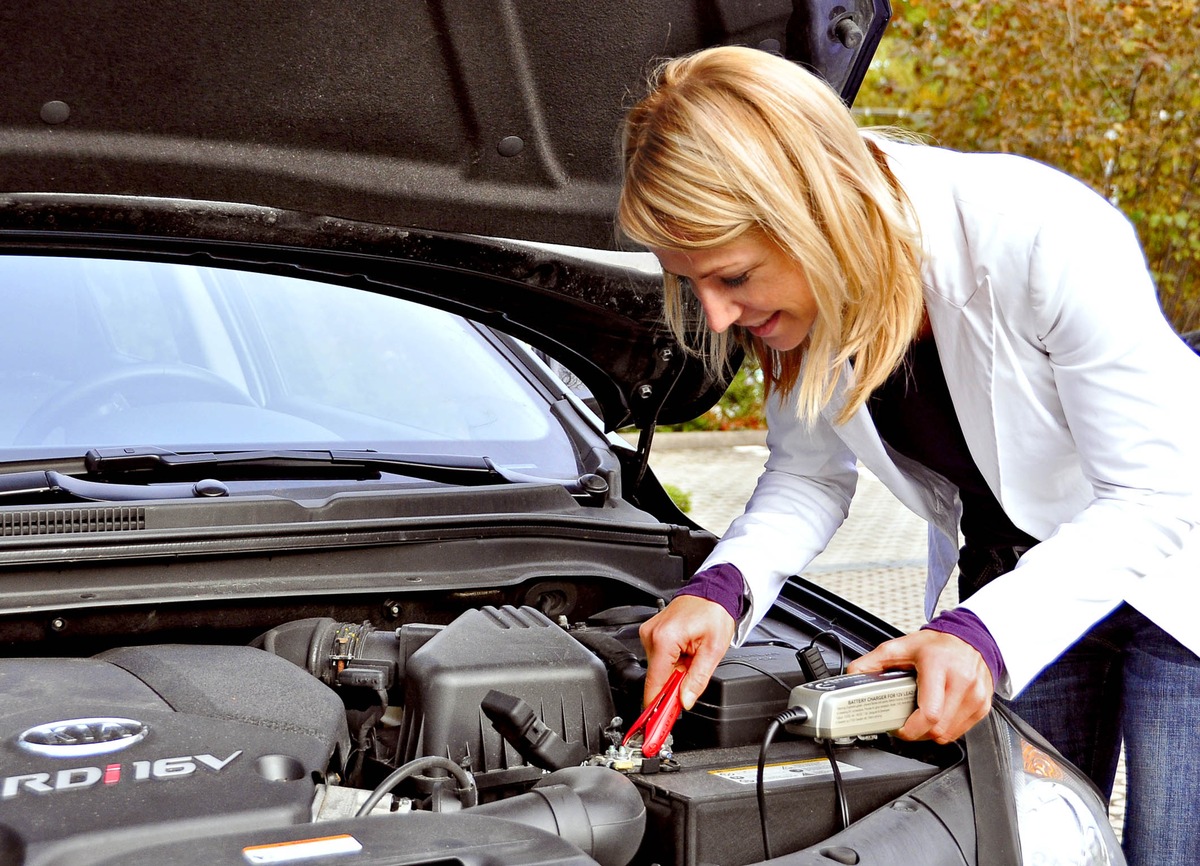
[639,594,736,710]
[848,630,994,743]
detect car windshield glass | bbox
[0,255,578,476]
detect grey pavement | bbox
[636,429,949,632]
[639,429,1126,835]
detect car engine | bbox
[1,605,941,866]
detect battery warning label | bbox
[709,759,862,786]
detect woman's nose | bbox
[695,284,740,334]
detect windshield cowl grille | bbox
[0,508,146,536]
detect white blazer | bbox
[702,139,1200,698]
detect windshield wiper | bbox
[0,470,216,502]
[84,447,513,486]
[0,448,607,503]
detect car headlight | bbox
[1002,722,1125,866]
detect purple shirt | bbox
[677,564,1005,688]
[675,563,744,621]
[922,608,1006,686]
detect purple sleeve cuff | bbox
[922,607,1005,688]
[674,563,745,622]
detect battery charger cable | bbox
[718,653,814,858]
[755,720,854,860]
[800,629,846,677]
[755,630,853,858]
[715,658,794,693]
[757,706,810,861]
[821,737,852,830]
[798,632,853,833]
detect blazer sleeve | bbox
[697,390,859,645]
[959,180,1200,697]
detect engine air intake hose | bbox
[468,766,646,866]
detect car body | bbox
[0,3,1123,865]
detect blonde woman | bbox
[619,45,1200,866]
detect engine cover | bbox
[0,645,349,861]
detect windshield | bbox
[0,255,579,476]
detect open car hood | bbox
[0,1,887,249]
[0,1,889,429]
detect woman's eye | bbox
[722,273,749,288]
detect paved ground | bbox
[641,429,940,631]
[639,429,1126,836]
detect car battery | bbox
[631,740,939,866]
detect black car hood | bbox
[0,1,886,249]
[0,1,888,428]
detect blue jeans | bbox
[1003,603,1200,866]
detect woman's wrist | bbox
[922,607,1005,687]
[675,563,745,621]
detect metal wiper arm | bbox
[0,448,604,503]
[83,447,606,496]
[0,470,209,502]
[83,447,514,487]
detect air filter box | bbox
[398,606,614,787]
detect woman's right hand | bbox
[638,594,736,710]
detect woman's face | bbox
[652,234,817,352]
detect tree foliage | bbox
[858,0,1200,330]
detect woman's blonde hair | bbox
[617,45,924,425]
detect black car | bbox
[0,3,1122,865]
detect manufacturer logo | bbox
[18,717,149,758]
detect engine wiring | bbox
[354,756,478,817]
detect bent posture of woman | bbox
[618,45,1200,866]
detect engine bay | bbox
[1,604,954,866]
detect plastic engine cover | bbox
[0,645,349,861]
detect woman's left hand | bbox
[847,631,994,743]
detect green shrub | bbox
[669,358,766,432]
[662,483,693,513]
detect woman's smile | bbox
[746,310,781,338]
